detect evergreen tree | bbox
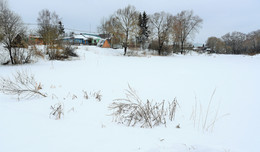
[142,11,149,39]
[138,11,149,49]
[58,21,65,36]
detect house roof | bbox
[82,34,101,40]
[73,34,88,40]
[82,33,101,38]
[72,34,101,40]
[29,35,42,39]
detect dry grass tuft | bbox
[109,85,179,128]
[190,89,229,132]
[49,102,64,120]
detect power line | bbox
[23,22,98,34]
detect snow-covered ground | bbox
[0,46,259,152]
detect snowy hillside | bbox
[0,46,259,152]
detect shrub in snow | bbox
[82,90,89,100]
[30,45,45,59]
[109,85,179,128]
[62,44,78,57]
[93,91,102,102]
[1,47,34,65]
[50,103,64,120]
[0,70,47,100]
[47,46,65,60]
[12,48,34,64]
[82,90,102,102]
[47,43,78,60]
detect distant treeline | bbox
[206,30,260,55]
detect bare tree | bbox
[0,0,4,41]
[206,29,260,55]
[222,31,246,54]
[244,30,260,54]
[150,12,173,55]
[97,17,110,34]
[0,1,3,42]
[37,9,61,45]
[113,5,139,55]
[206,37,225,54]
[0,32,3,42]
[172,10,203,54]
[98,16,124,48]
[37,9,63,59]
[0,0,27,64]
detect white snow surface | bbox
[0,46,259,152]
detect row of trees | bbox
[206,30,260,55]
[0,0,70,65]
[98,5,203,55]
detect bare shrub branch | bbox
[0,70,47,99]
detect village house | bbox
[63,33,101,45]
[29,35,44,45]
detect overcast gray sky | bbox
[8,0,260,44]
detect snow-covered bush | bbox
[0,47,9,65]
[0,70,47,100]
[109,85,179,128]
[0,47,34,65]
[12,47,33,64]
[0,44,46,65]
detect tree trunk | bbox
[158,37,161,55]
[181,41,184,54]
[124,31,128,56]
[8,47,14,64]
[124,47,127,55]
[158,46,162,55]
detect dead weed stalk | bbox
[109,85,179,128]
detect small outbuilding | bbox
[97,39,111,48]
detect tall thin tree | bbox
[172,10,203,54]
[114,5,139,55]
[150,12,173,55]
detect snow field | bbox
[0,46,259,152]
